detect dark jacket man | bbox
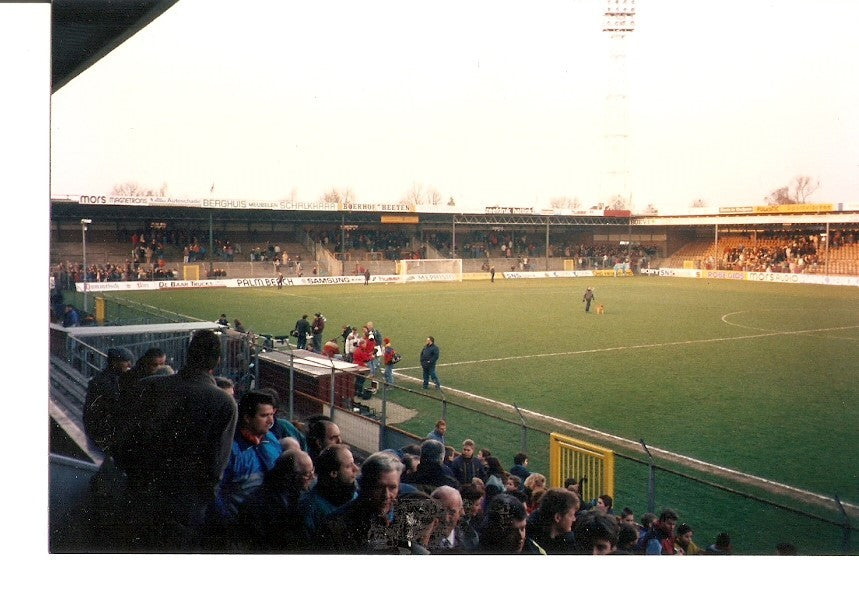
[294,314,311,350]
[111,330,238,552]
[401,439,460,492]
[83,347,134,451]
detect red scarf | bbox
[240,428,263,445]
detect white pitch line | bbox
[398,324,859,370]
[722,310,859,341]
[720,310,771,332]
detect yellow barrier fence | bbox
[549,432,615,504]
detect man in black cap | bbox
[83,346,134,450]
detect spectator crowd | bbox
[721,234,822,273]
[66,327,773,556]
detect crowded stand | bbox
[66,327,752,555]
[666,229,859,274]
[719,235,822,273]
[311,228,422,261]
[51,216,859,282]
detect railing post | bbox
[379,381,388,451]
[252,340,260,392]
[288,349,295,421]
[513,403,527,454]
[640,438,656,514]
[329,362,336,411]
[835,495,851,554]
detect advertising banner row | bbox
[67,194,632,217]
[641,268,859,286]
[75,273,455,292]
[74,267,858,292]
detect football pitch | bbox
[93,275,859,552]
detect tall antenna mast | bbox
[602,0,636,209]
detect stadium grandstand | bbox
[49,194,859,556]
[50,196,859,284]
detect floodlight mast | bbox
[602,0,636,210]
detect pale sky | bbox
[50,0,859,213]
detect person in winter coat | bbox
[311,312,326,352]
[449,439,488,485]
[293,314,311,350]
[582,287,595,312]
[420,336,441,389]
[382,337,396,384]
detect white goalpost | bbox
[395,258,463,282]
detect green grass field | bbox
[85,276,859,553]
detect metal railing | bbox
[249,349,857,554]
[49,315,858,554]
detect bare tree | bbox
[399,183,447,206]
[426,186,442,206]
[791,175,819,203]
[764,186,791,206]
[549,196,582,210]
[643,203,659,215]
[401,183,423,206]
[319,188,343,205]
[111,182,142,196]
[111,181,167,196]
[318,187,355,205]
[607,195,629,210]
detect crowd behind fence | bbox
[251,341,856,555]
[50,313,857,554]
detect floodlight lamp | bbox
[80,218,92,224]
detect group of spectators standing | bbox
[290,315,441,391]
[291,317,406,389]
[75,338,750,555]
[418,231,656,271]
[51,259,180,288]
[721,235,821,273]
[550,242,655,271]
[315,229,415,261]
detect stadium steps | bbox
[48,356,103,466]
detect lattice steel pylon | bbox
[602,0,636,208]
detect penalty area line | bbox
[423,324,859,369]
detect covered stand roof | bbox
[52,0,179,93]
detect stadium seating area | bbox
[661,230,859,275]
[51,218,859,282]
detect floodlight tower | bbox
[602,0,636,209]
